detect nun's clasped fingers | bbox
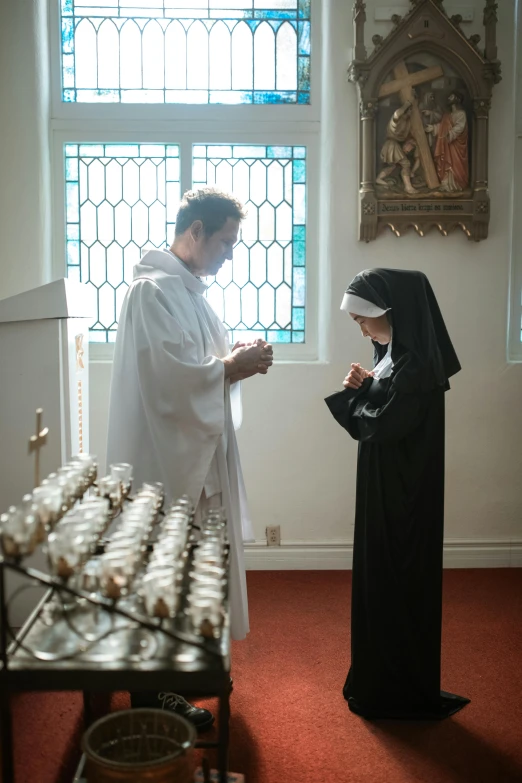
[343,363,373,389]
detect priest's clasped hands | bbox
[223,338,274,383]
[343,362,374,390]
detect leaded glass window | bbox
[194,144,306,343]
[65,143,181,342]
[60,0,311,104]
[64,142,306,344]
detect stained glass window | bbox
[60,0,311,104]
[64,142,306,343]
[65,143,181,342]
[194,144,306,343]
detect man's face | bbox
[191,217,240,277]
[448,93,457,106]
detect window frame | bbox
[49,0,321,123]
[50,0,322,362]
[508,0,522,362]
[52,127,320,362]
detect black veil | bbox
[346,269,461,393]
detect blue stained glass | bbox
[298,0,310,19]
[253,91,297,104]
[79,144,105,157]
[77,89,119,102]
[268,330,291,343]
[66,183,79,223]
[298,21,310,55]
[140,144,166,157]
[90,331,107,343]
[63,55,75,88]
[292,267,305,306]
[62,19,74,53]
[207,145,233,158]
[166,157,180,181]
[195,143,307,344]
[254,10,295,19]
[63,89,76,101]
[267,146,292,159]
[293,183,306,224]
[298,91,310,104]
[209,91,253,104]
[233,146,267,158]
[292,307,304,330]
[67,240,80,266]
[60,2,310,105]
[104,145,140,157]
[65,142,181,342]
[293,160,306,183]
[293,240,305,266]
[68,266,81,283]
[298,56,310,91]
[292,330,305,343]
[66,158,79,181]
[193,159,207,182]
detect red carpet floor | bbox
[11,569,522,783]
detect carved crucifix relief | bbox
[349,0,501,242]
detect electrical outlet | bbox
[266,525,281,547]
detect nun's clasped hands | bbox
[343,363,374,390]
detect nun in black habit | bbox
[325,268,469,720]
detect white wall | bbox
[1,0,521,565]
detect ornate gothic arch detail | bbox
[349,0,501,242]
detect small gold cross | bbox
[28,408,49,488]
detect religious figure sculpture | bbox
[426,91,469,192]
[376,101,420,194]
[348,0,501,241]
[421,92,443,150]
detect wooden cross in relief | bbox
[378,62,444,189]
[28,408,49,488]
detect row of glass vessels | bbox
[186,508,228,639]
[140,496,195,618]
[95,480,165,600]
[0,456,135,566]
[0,455,229,639]
[0,454,98,558]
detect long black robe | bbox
[325,269,469,720]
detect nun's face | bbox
[350,313,392,345]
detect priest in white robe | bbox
[106,187,273,729]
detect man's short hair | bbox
[175,187,247,237]
[450,90,464,105]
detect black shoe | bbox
[131,691,214,732]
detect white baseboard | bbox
[244,539,522,570]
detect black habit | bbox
[325,269,469,720]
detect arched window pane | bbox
[61,1,310,103]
